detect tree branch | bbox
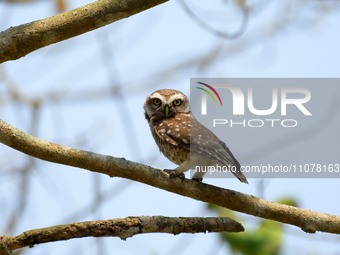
[0,0,168,63]
[0,216,243,253]
[0,119,340,235]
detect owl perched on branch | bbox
[144,89,248,184]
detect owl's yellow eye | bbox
[152,98,162,106]
[173,99,182,106]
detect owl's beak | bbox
[164,105,170,117]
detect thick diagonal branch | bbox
[0,216,243,252]
[0,119,340,234]
[0,0,168,63]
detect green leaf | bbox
[207,197,298,255]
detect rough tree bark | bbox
[0,216,243,253]
[1,119,340,236]
[0,0,168,63]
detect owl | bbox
[144,89,248,184]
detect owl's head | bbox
[144,89,190,121]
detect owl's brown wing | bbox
[154,114,234,163]
[189,117,247,183]
[189,118,239,166]
[154,113,238,166]
[153,113,191,149]
[153,113,247,183]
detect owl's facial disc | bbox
[144,89,190,122]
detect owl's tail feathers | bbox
[232,163,248,184]
[234,171,248,184]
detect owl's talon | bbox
[163,169,185,179]
[192,177,203,183]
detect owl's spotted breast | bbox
[152,113,190,165]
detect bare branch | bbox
[0,0,168,63]
[0,119,340,235]
[1,216,243,252]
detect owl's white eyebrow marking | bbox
[168,94,187,103]
[150,92,166,102]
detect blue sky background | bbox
[0,0,340,254]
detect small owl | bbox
[144,89,248,183]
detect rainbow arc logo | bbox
[196,82,223,106]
